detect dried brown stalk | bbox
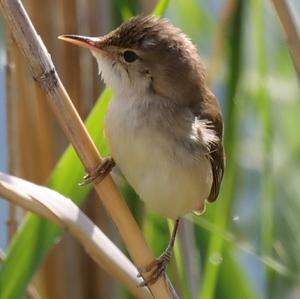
[58,0,82,112]
[78,2,119,296]
[272,0,300,81]
[28,2,85,297]
[0,1,175,298]
[6,0,66,296]
[5,31,19,241]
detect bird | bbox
[59,14,224,286]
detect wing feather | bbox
[193,89,225,202]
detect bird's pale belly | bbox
[105,98,213,219]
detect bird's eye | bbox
[123,50,138,63]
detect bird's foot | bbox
[138,248,173,287]
[79,157,115,186]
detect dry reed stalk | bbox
[271,0,300,81]
[27,2,114,298]
[86,0,107,104]
[6,0,66,297]
[78,0,105,112]
[6,0,58,242]
[58,0,81,112]
[5,32,19,241]
[48,2,86,298]
[77,2,118,297]
[59,2,103,297]
[6,32,40,236]
[26,1,78,298]
[13,43,40,182]
[0,1,175,298]
[26,0,57,178]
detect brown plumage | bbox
[197,89,225,202]
[74,14,225,209]
[103,15,225,203]
[60,14,225,286]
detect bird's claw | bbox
[79,157,115,186]
[138,249,172,287]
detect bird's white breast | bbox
[105,95,212,219]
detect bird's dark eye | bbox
[123,50,138,63]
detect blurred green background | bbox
[0,0,299,298]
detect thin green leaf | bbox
[153,0,170,16]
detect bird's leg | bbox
[138,218,180,286]
[79,156,115,186]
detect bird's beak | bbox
[58,34,104,51]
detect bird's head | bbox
[59,15,205,102]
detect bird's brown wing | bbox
[193,89,225,202]
[207,137,224,202]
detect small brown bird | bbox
[59,15,224,286]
